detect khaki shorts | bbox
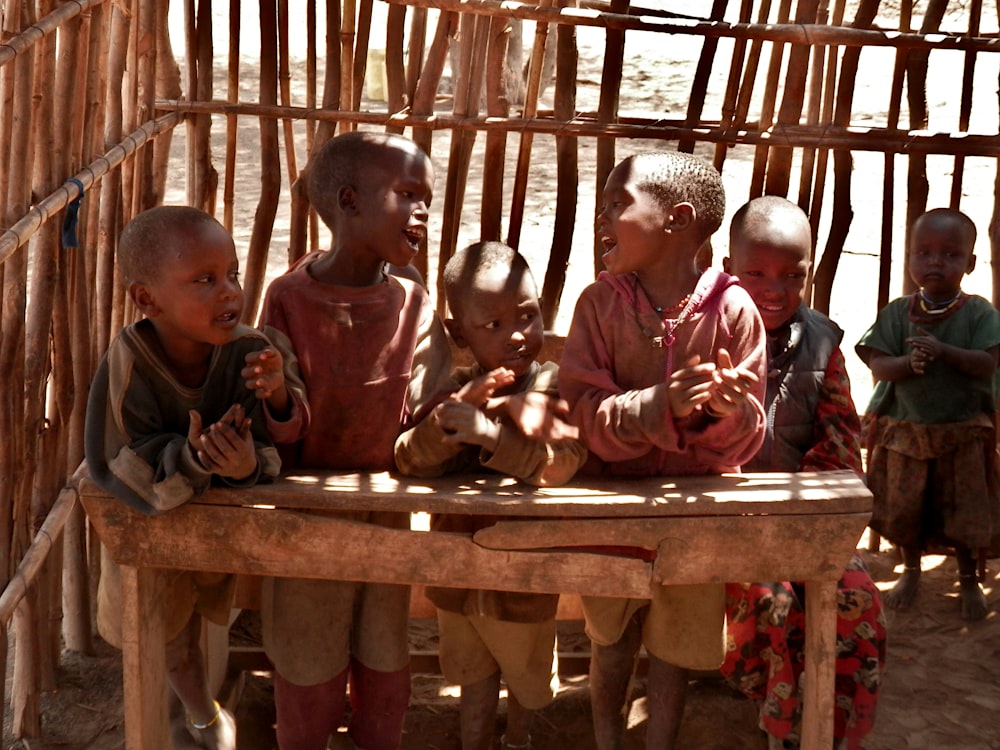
[581,582,726,671]
[437,609,559,710]
[96,545,235,649]
[262,577,411,686]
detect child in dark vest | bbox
[722,195,886,750]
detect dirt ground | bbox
[6,539,1000,750]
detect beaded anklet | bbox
[189,700,221,730]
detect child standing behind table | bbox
[257,131,453,750]
[857,207,1000,621]
[395,241,587,750]
[85,206,306,750]
[559,150,767,749]
[721,196,885,750]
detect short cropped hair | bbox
[117,206,223,286]
[443,241,535,319]
[730,195,809,243]
[623,151,726,244]
[913,207,977,251]
[306,131,427,229]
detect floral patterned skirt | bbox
[721,554,886,748]
[864,414,1000,553]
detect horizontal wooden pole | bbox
[156,99,1000,158]
[382,0,1000,54]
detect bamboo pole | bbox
[340,0,357,119]
[902,0,948,296]
[795,0,829,220]
[812,0,880,315]
[158,95,1000,158]
[950,0,982,208]
[507,0,555,250]
[592,0,627,275]
[243,0,281,324]
[748,0,791,198]
[223,0,241,234]
[678,0,727,156]
[190,0,217,213]
[152,0,180,206]
[409,10,457,156]
[540,9,577,328]
[386,2,408,128]
[763,0,819,196]
[805,0,846,247]
[279,0,299,187]
[0,0,107,69]
[406,7,427,102]
[992,1,1000,308]
[480,13,512,241]
[97,1,130,347]
[713,0,755,173]
[436,11,490,309]
[352,0,373,111]
[381,0,1000,53]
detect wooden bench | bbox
[77,469,871,750]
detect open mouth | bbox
[599,233,616,255]
[403,226,426,251]
[216,311,239,325]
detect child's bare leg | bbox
[589,614,642,750]
[166,614,236,750]
[459,671,501,750]
[884,545,921,610]
[502,691,533,749]
[643,654,688,749]
[956,545,988,621]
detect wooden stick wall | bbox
[0,0,998,740]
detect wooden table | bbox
[77,469,871,750]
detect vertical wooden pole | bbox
[541,8,578,329]
[593,0,628,276]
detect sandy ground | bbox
[6,3,1000,749]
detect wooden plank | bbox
[120,565,170,750]
[475,513,869,583]
[800,578,838,749]
[78,470,872,518]
[81,500,655,598]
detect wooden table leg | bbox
[120,565,171,750]
[800,578,838,749]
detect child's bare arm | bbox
[865,349,918,380]
[188,404,258,480]
[906,328,998,379]
[243,347,290,416]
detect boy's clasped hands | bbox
[668,347,760,419]
[432,366,580,450]
[186,345,288,480]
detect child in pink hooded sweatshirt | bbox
[559,150,767,749]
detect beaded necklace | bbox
[631,274,697,348]
[917,288,963,315]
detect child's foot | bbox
[883,567,920,609]
[959,575,988,621]
[174,706,237,750]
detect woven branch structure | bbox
[0,0,997,738]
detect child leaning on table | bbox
[84,206,306,750]
[558,150,767,749]
[257,130,454,750]
[720,195,886,750]
[857,207,1000,621]
[395,240,588,750]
